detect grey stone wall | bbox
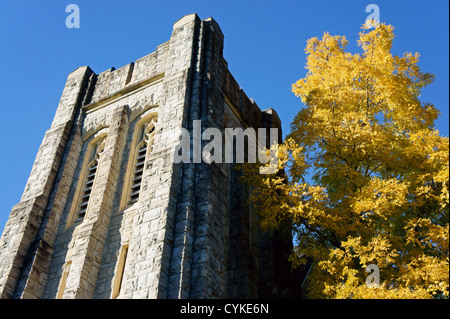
[0,14,298,299]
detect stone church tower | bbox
[0,14,300,299]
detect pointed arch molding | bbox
[65,128,109,229]
[119,109,158,210]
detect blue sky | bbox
[0,0,448,231]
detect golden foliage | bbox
[243,23,449,299]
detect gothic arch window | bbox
[76,138,106,221]
[66,134,107,228]
[111,244,129,298]
[129,118,157,204]
[121,115,157,209]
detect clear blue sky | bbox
[0,0,448,231]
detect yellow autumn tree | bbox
[244,23,449,298]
